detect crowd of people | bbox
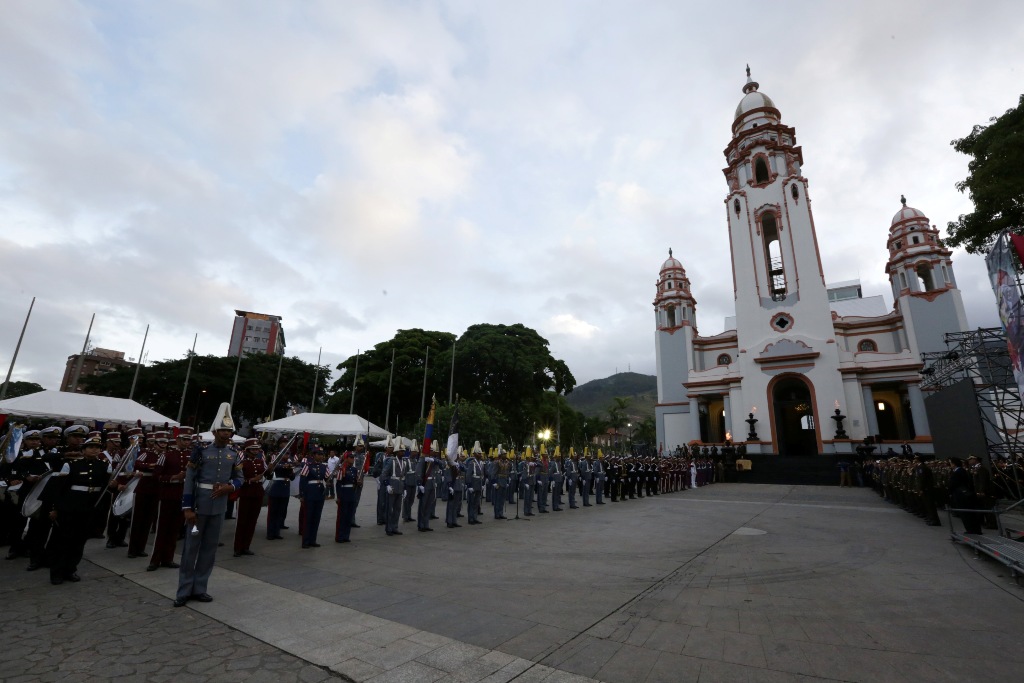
[0,404,723,603]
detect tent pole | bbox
[310,347,322,413]
[349,350,359,414]
[384,348,395,433]
[128,324,149,401]
[269,352,284,421]
[229,350,243,407]
[175,333,197,423]
[0,297,35,401]
[69,313,96,393]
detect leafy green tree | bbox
[0,381,44,400]
[82,353,328,430]
[325,329,456,433]
[410,399,508,450]
[947,94,1024,253]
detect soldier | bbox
[102,432,131,548]
[415,440,439,532]
[334,450,358,542]
[16,427,59,569]
[381,438,405,536]
[174,403,243,607]
[594,450,607,505]
[148,428,189,570]
[444,449,465,528]
[265,442,295,540]
[565,447,580,509]
[507,446,518,507]
[325,449,339,500]
[520,447,536,516]
[3,430,43,561]
[579,447,593,507]
[127,429,162,559]
[550,446,564,511]
[464,442,485,525]
[492,445,511,520]
[372,437,393,526]
[349,435,368,529]
[401,441,419,523]
[537,445,550,513]
[299,448,328,548]
[431,443,444,520]
[232,438,267,557]
[48,435,110,585]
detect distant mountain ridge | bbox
[566,372,657,420]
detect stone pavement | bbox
[4,483,1024,682]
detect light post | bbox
[627,422,633,452]
[193,389,207,429]
[537,428,551,450]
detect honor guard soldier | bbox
[444,448,465,528]
[372,437,393,526]
[265,443,295,540]
[334,451,358,542]
[550,446,565,511]
[149,428,189,571]
[415,440,438,532]
[565,447,580,509]
[127,428,161,559]
[299,448,328,548]
[464,442,485,525]
[349,435,368,528]
[579,448,593,507]
[401,441,419,523]
[491,445,511,520]
[381,438,405,536]
[594,450,607,504]
[49,435,110,585]
[520,447,536,516]
[233,438,267,556]
[431,441,444,520]
[536,445,550,513]
[174,403,243,607]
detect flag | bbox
[422,395,436,455]
[4,424,24,464]
[445,401,460,465]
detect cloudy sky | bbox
[1,1,1019,394]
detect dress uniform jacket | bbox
[51,456,109,581]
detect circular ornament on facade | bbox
[770,313,794,332]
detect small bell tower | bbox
[654,249,696,450]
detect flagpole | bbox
[384,348,395,433]
[310,346,322,413]
[128,324,149,401]
[229,350,243,407]
[420,346,429,420]
[175,333,198,423]
[69,313,96,393]
[448,339,456,404]
[0,297,35,401]
[349,350,359,414]
[269,352,284,421]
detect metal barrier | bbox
[946,499,1024,584]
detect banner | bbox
[986,230,1024,397]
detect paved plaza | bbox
[3,483,1023,682]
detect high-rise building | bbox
[229,311,285,357]
[61,348,133,392]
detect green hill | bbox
[566,372,657,420]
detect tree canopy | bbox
[0,381,45,400]
[82,353,328,430]
[947,93,1024,253]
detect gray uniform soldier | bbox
[492,445,511,519]
[175,403,243,607]
[565,448,580,509]
[444,450,465,528]
[537,447,551,513]
[416,440,439,531]
[464,442,485,525]
[579,449,593,507]
[593,450,607,504]
[372,439,391,526]
[381,439,405,536]
[550,449,564,511]
[519,448,536,516]
[401,443,419,522]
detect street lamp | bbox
[193,389,207,429]
[627,422,633,451]
[537,429,551,448]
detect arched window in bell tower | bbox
[761,212,787,301]
[754,157,770,184]
[666,305,677,328]
[916,263,935,292]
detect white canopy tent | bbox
[0,390,177,427]
[254,413,388,438]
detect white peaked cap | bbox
[497,443,506,455]
[210,402,235,432]
[385,435,394,448]
[354,434,364,447]
[472,440,483,455]
[431,440,440,453]
[411,440,419,452]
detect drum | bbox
[21,473,52,517]
[112,476,140,518]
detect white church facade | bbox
[654,70,968,456]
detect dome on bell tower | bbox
[734,66,779,120]
[891,195,927,227]
[660,248,684,273]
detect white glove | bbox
[387,485,394,494]
[467,487,473,493]
[448,487,454,495]
[418,485,425,494]
[402,490,407,499]
[549,482,553,492]
[493,483,498,489]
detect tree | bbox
[82,352,328,431]
[946,94,1024,253]
[411,399,508,450]
[0,381,44,400]
[325,329,456,434]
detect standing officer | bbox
[127,428,161,559]
[372,438,393,526]
[536,445,550,513]
[265,444,294,540]
[491,445,511,520]
[415,441,438,532]
[464,442,485,525]
[444,451,465,528]
[401,441,419,523]
[594,450,607,505]
[579,448,593,507]
[334,450,357,542]
[299,449,328,548]
[565,447,580,509]
[174,403,243,607]
[550,446,564,511]
[381,438,405,536]
[520,447,536,516]
[49,436,110,585]
[148,429,189,571]
[233,438,267,556]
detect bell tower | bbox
[885,196,968,355]
[654,249,696,451]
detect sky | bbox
[0,0,1019,395]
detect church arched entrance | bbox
[769,375,819,455]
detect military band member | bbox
[415,441,439,532]
[174,403,243,607]
[49,435,110,585]
[233,438,267,556]
[102,432,131,548]
[148,428,189,570]
[4,430,45,561]
[300,449,328,548]
[127,429,161,559]
[334,450,358,542]
[401,441,419,523]
[381,439,405,536]
[17,427,59,568]
[266,445,294,540]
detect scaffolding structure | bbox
[920,327,1022,462]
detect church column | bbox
[688,398,701,441]
[722,394,732,442]
[861,385,880,437]
[728,385,743,442]
[906,383,930,437]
